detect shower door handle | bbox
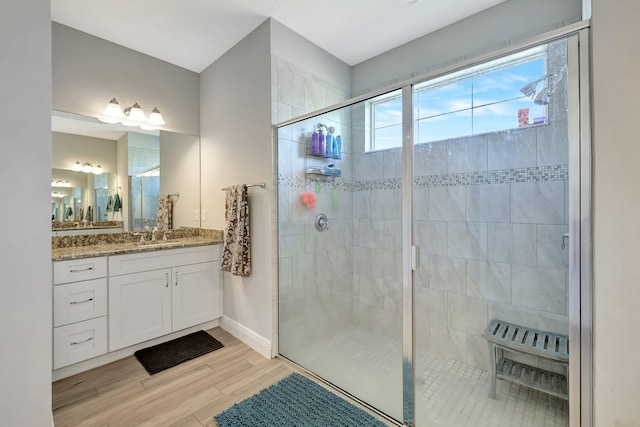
[561,233,569,249]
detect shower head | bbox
[533,87,551,105]
[520,72,562,104]
[520,80,540,98]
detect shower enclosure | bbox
[277,31,588,426]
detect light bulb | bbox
[127,103,146,121]
[92,165,103,175]
[72,161,82,171]
[103,98,124,119]
[82,162,93,173]
[147,108,165,126]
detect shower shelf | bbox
[306,150,341,160]
[306,167,341,177]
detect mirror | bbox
[51,110,200,235]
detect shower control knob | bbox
[315,213,329,232]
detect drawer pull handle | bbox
[70,337,94,346]
[70,298,94,305]
[69,267,94,273]
[175,271,178,286]
[165,272,169,288]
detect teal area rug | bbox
[214,372,388,426]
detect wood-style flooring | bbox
[52,327,392,427]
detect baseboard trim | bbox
[220,315,272,358]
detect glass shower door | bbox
[277,93,404,421]
[411,38,574,426]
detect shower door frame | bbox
[274,21,592,427]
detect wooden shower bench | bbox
[483,319,569,400]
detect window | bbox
[367,46,548,151]
[370,89,403,151]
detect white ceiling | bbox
[51,0,506,73]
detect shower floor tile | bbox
[281,325,568,427]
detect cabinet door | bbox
[172,261,221,331]
[109,268,172,351]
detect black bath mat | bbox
[134,330,224,375]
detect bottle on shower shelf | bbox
[325,132,333,157]
[318,128,325,157]
[311,129,320,155]
[335,135,342,159]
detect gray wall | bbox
[200,20,273,341]
[52,132,118,172]
[592,0,640,424]
[52,23,200,135]
[351,0,582,95]
[0,0,53,425]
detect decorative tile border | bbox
[279,164,568,191]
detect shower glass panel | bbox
[129,166,160,231]
[412,38,572,426]
[277,92,404,421]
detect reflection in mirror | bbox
[51,111,201,235]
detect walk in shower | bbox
[277,31,588,426]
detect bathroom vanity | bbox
[52,233,222,377]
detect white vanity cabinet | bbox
[108,246,221,351]
[52,257,108,369]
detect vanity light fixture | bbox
[51,180,71,187]
[72,161,103,175]
[99,98,166,129]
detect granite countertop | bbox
[52,227,224,261]
[52,221,124,230]
[52,236,223,261]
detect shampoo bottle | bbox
[335,135,342,159]
[325,133,333,157]
[318,129,325,157]
[311,129,320,155]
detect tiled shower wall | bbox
[273,55,354,354]
[350,40,570,372]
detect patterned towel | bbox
[157,195,173,230]
[221,184,251,277]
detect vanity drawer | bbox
[54,257,107,285]
[53,278,107,327]
[53,316,107,369]
[109,246,217,276]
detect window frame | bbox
[366,46,549,152]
